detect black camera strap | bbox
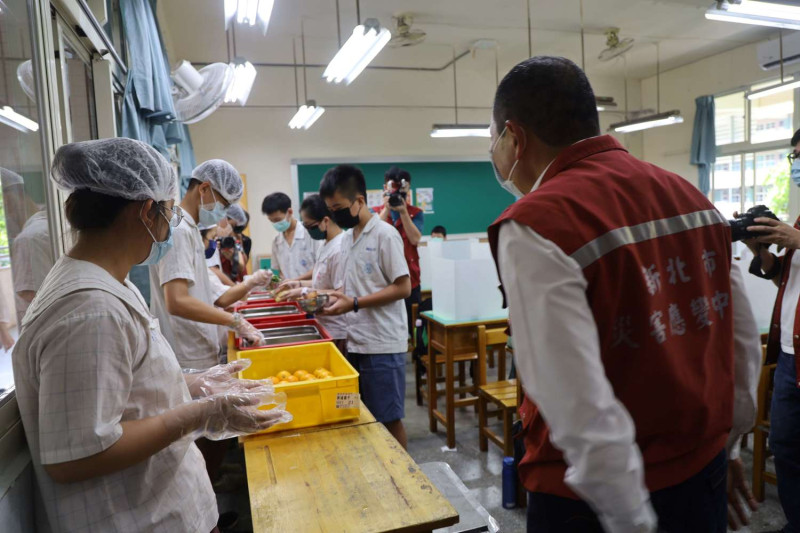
[749,252,781,280]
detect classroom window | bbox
[714,91,746,145]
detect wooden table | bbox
[421,311,509,449]
[245,416,459,532]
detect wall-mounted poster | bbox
[416,187,434,214]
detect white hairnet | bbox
[0,168,24,190]
[227,203,248,226]
[51,138,177,202]
[192,159,243,203]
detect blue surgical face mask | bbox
[273,214,291,233]
[199,188,228,226]
[430,237,444,242]
[139,215,173,266]
[792,160,800,186]
[490,126,523,198]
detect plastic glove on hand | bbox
[183,390,292,440]
[183,359,273,399]
[244,269,273,290]
[228,313,266,347]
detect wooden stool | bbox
[753,344,778,502]
[478,379,518,457]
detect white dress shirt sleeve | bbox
[726,261,761,460]
[498,220,657,533]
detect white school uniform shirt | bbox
[311,232,348,339]
[206,246,221,269]
[497,221,761,533]
[271,222,320,280]
[780,253,800,353]
[150,211,222,369]
[207,267,231,350]
[12,256,217,533]
[342,214,409,354]
[11,210,54,326]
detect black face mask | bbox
[331,201,361,229]
[306,224,327,240]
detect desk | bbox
[245,418,459,532]
[421,311,509,449]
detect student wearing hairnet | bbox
[148,159,272,488]
[149,159,270,372]
[12,138,291,533]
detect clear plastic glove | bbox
[244,269,273,290]
[228,312,265,346]
[277,279,301,291]
[183,359,272,399]
[166,389,292,441]
[275,287,304,302]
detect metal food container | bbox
[258,324,324,346]
[246,292,274,303]
[240,305,302,319]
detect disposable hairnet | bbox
[51,138,177,202]
[227,204,248,226]
[0,168,24,190]
[192,160,243,203]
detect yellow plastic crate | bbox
[236,342,360,434]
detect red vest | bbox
[488,135,734,498]
[375,205,422,289]
[765,217,800,386]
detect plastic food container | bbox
[235,342,360,434]
[235,318,331,351]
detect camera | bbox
[729,204,779,242]
[386,179,408,207]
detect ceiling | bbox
[159,0,775,81]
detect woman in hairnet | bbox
[12,138,290,533]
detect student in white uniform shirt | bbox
[319,165,411,449]
[262,192,320,281]
[12,138,289,533]
[278,194,348,352]
[149,159,269,372]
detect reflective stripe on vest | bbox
[570,209,729,269]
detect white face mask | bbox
[490,126,524,198]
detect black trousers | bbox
[527,450,728,533]
[404,285,421,337]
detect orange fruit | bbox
[286,375,299,383]
[269,376,280,385]
[293,370,308,379]
[299,374,314,381]
[277,370,291,380]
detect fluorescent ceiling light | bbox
[747,79,800,100]
[610,110,684,133]
[224,0,274,33]
[705,1,800,31]
[430,124,491,138]
[289,101,325,130]
[323,18,391,85]
[0,106,39,133]
[224,60,256,105]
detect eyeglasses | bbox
[159,204,184,228]
[788,152,800,165]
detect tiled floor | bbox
[221,356,789,532]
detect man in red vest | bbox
[374,166,424,336]
[487,56,762,533]
[742,128,800,533]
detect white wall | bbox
[187,58,641,260]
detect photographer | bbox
[375,166,424,336]
[741,130,800,533]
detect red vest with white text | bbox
[375,204,422,289]
[488,135,735,498]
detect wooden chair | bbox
[753,343,778,502]
[476,327,513,456]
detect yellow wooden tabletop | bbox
[239,401,376,444]
[245,422,459,533]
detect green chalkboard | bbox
[296,161,513,235]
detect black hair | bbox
[431,225,447,237]
[262,192,291,215]
[319,164,367,200]
[65,189,134,230]
[233,210,250,233]
[187,178,203,191]
[792,129,800,147]
[220,236,236,249]
[300,194,332,222]
[200,228,214,240]
[493,56,600,147]
[384,166,411,184]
